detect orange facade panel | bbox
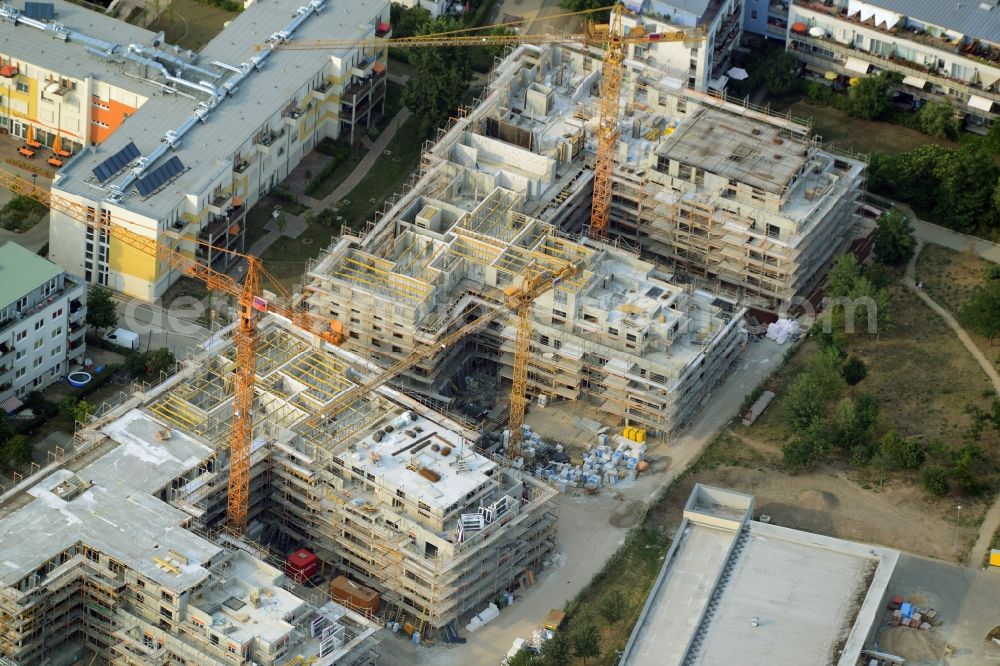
[90,96,137,145]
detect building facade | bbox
[300,44,752,436]
[623,0,746,91]
[742,0,788,40]
[0,242,86,402]
[786,0,1000,131]
[0,427,380,666]
[46,0,390,302]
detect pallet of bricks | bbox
[887,594,943,630]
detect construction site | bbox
[0,3,874,665]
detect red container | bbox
[285,548,318,583]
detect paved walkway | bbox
[904,242,1000,568]
[307,107,411,214]
[871,194,1000,265]
[228,106,412,276]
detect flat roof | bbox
[0,0,158,92]
[0,241,62,309]
[695,523,881,665]
[55,0,387,219]
[192,551,305,645]
[345,409,495,511]
[623,484,898,666]
[848,0,1000,46]
[658,106,811,196]
[0,409,221,591]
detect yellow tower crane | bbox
[0,170,346,534]
[265,3,704,240]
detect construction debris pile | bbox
[765,318,801,344]
[888,595,944,630]
[504,425,651,493]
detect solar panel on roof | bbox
[135,156,184,197]
[92,141,140,183]
[23,2,54,20]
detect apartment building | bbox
[743,0,788,40]
[0,242,86,403]
[787,0,1000,131]
[300,44,749,436]
[612,100,866,308]
[48,0,391,301]
[127,316,557,636]
[622,0,745,91]
[0,0,155,154]
[0,407,379,666]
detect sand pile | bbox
[879,626,948,662]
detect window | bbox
[15,350,25,360]
[553,289,567,305]
[552,309,566,319]
[14,368,24,379]
[33,357,42,368]
[33,339,43,350]
[160,607,173,619]
[15,81,28,93]
[607,327,618,336]
[51,327,61,338]
[161,590,173,603]
[750,9,757,19]
[766,224,780,240]
[51,346,61,357]
[52,308,63,319]
[15,330,25,342]
[34,320,43,331]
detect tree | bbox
[86,286,118,332]
[933,144,1000,233]
[571,621,601,664]
[759,51,801,95]
[0,435,32,468]
[597,590,626,626]
[962,279,1000,343]
[391,5,432,38]
[950,444,985,494]
[782,417,831,470]
[881,144,949,211]
[125,351,149,378]
[559,0,610,17]
[58,396,79,420]
[920,466,950,496]
[826,254,862,299]
[402,17,472,137]
[784,374,827,432]
[917,101,959,140]
[872,209,916,267]
[846,73,895,120]
[878,430,924,471]
[146,347,176,376]
[840,355,867,394]
[72,400,93,425]
[540,631,570,666]
[505,649,536,666]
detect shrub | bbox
[920,466,950,496]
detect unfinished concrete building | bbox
[610,100,867,308]
[301,45,796,435]
[139,319,556,635]
[0,313,557,659]
[0,407,379,666]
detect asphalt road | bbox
[112,292,212,358]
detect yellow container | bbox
[636,429,646,444]
[990,549,1000,567]
[623,427,635,441]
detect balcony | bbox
[790,33,1000,108]
[793,0,1000,69]
[233,157,250,173]
[375,21,390,38]
[342,67,386,103]
[207,190,232,215]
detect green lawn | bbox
[258,115,426,291]
[331,113,426,230]
[307,142,366,200]
[784,100,958,155]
